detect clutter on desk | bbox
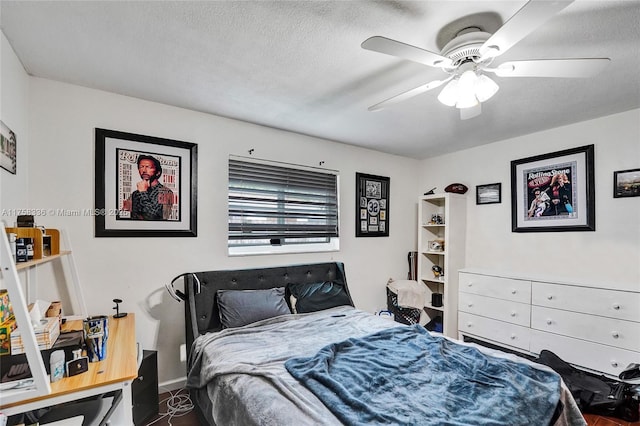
[50,350,65,382]
[112,298,127,319]
[10,300,62,354]
[83,316,108,362]
[65,348,89,378]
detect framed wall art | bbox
[613,168,640,198]
[355,172,389,237]
[511,144,594,232]
[95,128,198,237]
[476,183,501,205]
[1,120,17,174]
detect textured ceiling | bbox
[1,1,639,159]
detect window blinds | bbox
[228,157,339,245]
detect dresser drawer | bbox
[532,282,640,322]
[531,306,640,352]
[459,312,530,351]
[530,330,640,378]
[459,273,530,303]
[458,292,531,327]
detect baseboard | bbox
[158,376,187,393]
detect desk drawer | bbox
[459,273,530,303]
[532,282,640,322]
[459,312,530,351]
[458,293,531,327]
[531,306,640,352]
[530,330,639,378]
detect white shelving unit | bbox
[417,193,466,338]
[0,223,87,405]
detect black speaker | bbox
[431,293,443,308]
[133,350,159,426]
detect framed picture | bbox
[511,144,594,232]
[1,120,17,174]
[95,128,198,237]
[355,172,389,237]
[476,183,501,205]
[613,168,640,198]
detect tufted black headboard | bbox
[183,262,353,360]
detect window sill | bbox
[228,239,340,256]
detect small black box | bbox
[431,293,443,307]
[66,356,89,377]
[17,215,35,227]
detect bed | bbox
[182,262,586,426]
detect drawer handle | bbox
[511,289,517,295]
[611,361,619,368]
[612,332,620,339]
[547,295,553,300]
[468,283,473,287]
[468,303,473,308]
[613,304,621,310]
[510,312,516,317]
[467,322,473,328]
[510,334,516,340]
[546,319,553,325]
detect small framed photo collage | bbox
[356,173,389,237]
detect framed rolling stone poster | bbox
[511,144,594,233]
[356,172,389,237]
[95,128,197,237]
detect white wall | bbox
[0,32,29,222]
[419,109,640,290]
[26,77,420,383]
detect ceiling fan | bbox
[362,0,610,120]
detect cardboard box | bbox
[0,319,17,356]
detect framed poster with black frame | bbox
[511,144,595,233]
[95,128,198,237]
[1,120,17,174]
[613,168,640,198]
[355,172,389,237]
[476,183,501,205]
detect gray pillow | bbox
[286,281,352,313]
[217,287,291,328]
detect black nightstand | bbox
[132,350,159,426]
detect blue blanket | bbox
[285,324,561,426]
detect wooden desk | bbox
[1,314,138,424]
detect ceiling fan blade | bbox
[460,103,482,120]
[494,58,610,78]
[479,0,574,60]
[362,36,453,68]
[368,78,452,112]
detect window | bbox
[228,156,339,255]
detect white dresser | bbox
[458,270,640,378]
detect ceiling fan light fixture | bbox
[475,74,499,102]
[455,91,479,109]
[450,70,480,109]
[437,79,460,107]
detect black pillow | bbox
[217,287,291,328]
[287,281,352,313]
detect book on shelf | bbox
[10,316,60,354]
